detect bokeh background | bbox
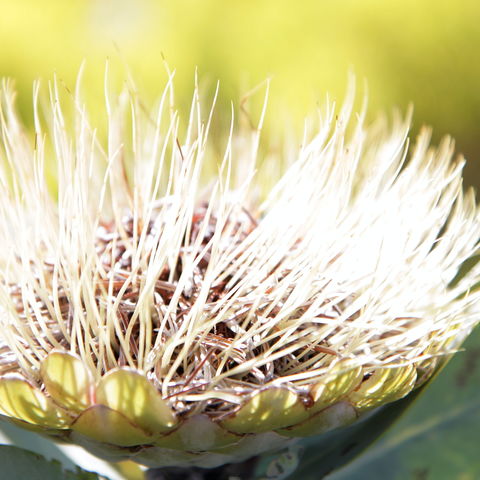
[0,0,479,184]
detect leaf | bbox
[0,444,106,480]
[325,325,480,480]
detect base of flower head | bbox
[0,349,433,467]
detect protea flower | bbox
[0,75,479,471]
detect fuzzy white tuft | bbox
[0,74,479,413]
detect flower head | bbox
[0,77,478,468]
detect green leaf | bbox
[325,325,480,480]
[0,444,106,480]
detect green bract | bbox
[0,351,418,467]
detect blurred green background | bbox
[0,0,479,183]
